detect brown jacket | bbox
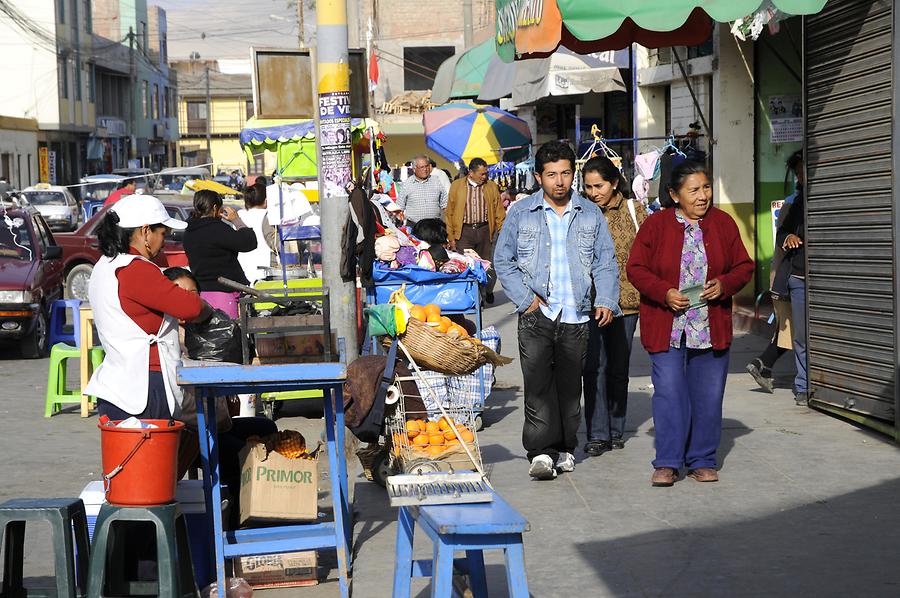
[445,177,505,242]
[602,193,647,314]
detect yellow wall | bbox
[386,134,456,173]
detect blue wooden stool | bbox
[48,299,81,348]
[392,492,530,598]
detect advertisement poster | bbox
[38,147,49,183]
[318,90,352,198]
[47,151,57,185]
[767,94,802,144]
[771,199,784,246]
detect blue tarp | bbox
[369,262,486,312]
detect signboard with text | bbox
[38,147,49,183]
[318,91,352,198]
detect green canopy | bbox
[431,40,497,105]
[496,0,829,61]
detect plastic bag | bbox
[185,309,243,364]
[201,578,252,598]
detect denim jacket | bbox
[494,189,621,315]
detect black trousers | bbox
[517,309,588,461]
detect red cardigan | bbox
[626,207,754,353]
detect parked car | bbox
[0,203,65,358]
[157,167,211,191]
[55,198,194,301]
[21,184,81,232]
[79,174,123,202]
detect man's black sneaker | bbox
[585,440,612,456]
[611,438,625,450]
[795,392,808,406]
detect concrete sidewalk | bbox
[2,291,899,596]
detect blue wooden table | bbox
[393,491,530,597]
[177,361,351,598]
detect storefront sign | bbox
[97,117,127,138]
[47,151,57,185]
[771,199,784,246]
[496,0,562,62]
[38,147,49,183]
[318,90,352,198]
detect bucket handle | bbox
[102,430,151,495]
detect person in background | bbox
[774,154,808,406]
[495,141,620,481]
[85,195,212,421]
[183,189,257,319]
[627,162,754,487]
[445,157,506,304]
[580,156,647,456]
[396,154,448,227]
[430,159,452,195]
[746,150,804,393]
[103,178,137,207]
[237,184,277,285]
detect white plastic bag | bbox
[200,577,253,598]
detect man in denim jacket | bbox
[494,141,620,480]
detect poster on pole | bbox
[318,90,352,198]
[38,147,49,183]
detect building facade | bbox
[0,0,95,185]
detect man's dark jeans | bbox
[518,309,588,462]
[583,313,639,442]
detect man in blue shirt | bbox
[494,141,620,480]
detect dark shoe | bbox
[584,440,611,456]
[611,438,625,450]
[795,392,808,406]
[746,359,774,393]
[485,292,495,304]
[687,468,719,482]
[651,467,677,487]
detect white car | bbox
[21,184,81,232]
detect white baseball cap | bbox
[110,195,187,230]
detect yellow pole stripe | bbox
[316,0,346,26]
[317,62,350,94]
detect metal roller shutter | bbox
[804,0,897,428]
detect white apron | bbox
[237,207,272,284]
[84,253,184,416]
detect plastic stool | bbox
[45,343,105,417]
[87,503,198,598]
[0,497,90,598]
[48,299,82,348]
[392,492,530,598]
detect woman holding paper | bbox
[626,162,753,487]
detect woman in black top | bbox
[183,189,257,318]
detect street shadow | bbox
[481,386,520,429]
[641,417,751,470]
[572,477,900,596]
[352,481,396,549]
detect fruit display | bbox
[272,430,315,460]
[392,415,477,460]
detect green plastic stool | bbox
[44,344,105,418]
[88,503,198,598]
[0,497,91,598]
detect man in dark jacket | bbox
[775,186,807,405]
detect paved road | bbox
[2,293,899,596]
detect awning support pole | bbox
[671,47,714,144]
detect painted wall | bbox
[754,19,803,292]
[0,117,39,188]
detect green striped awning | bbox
[496,0,829,61]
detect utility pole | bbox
[128,26,136,162]
[463,0,473,48]
[296,0,305,47]
[205,64,212,162]
[316,0,359,370]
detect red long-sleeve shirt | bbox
[116,248,203,370]
[626,207,754,353]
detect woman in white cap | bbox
[85,195,212,420]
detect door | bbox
[804,0,897,430]
[32,215,65,303]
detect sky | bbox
[153,0,315,61]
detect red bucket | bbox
[99,419,184,506]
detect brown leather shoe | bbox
[651,467,677,487]
[687,468,719,482]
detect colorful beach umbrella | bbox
[423,102,532,165]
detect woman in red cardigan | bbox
[627,162,753,487]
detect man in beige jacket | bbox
[445,157,506,303]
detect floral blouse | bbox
[670,210,712,349]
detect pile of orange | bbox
[395,416,475,457]
[407,303,470,338]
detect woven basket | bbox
[386,318,512,376]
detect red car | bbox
[55,197,192,301]
[0,205,64,358]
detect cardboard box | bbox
[238,443,318,525]
[254,332,335,358]
[234,551,318,588]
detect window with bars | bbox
[186,101,207,135]
[403,46,453,90]
[152,83,159,119]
